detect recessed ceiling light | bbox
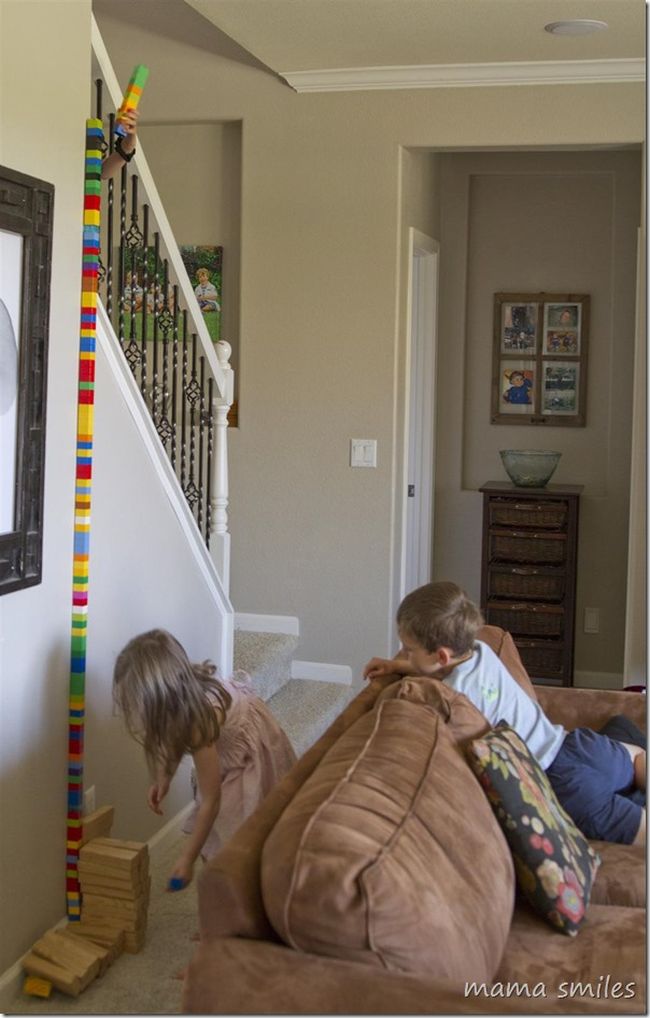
[544,19,609,36]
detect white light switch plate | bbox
[350,439,377,468]
[584,607,599,634]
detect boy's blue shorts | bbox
[546,727,644,844]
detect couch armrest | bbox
[535,685,646,735]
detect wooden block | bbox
[55,932,111,976]
[66,922,125,957]
[80,805,114,847]
[81,903,146,931]
[88,837,149,870]
[78,859,146,888]
[81,910,145,934]
[80,842,143,877]
[123,930,146,954]
[79,866,146,895]
[91,836,148,858]
[82,891,148,917]
[23,975,52,998]
[80,880,141,901]
[22,954,81,997]
[32,931,99,987]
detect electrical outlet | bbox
[83,785,96,815]
[584,607,600,634]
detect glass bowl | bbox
[499,450,561,488]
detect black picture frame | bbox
[0,165,54,594]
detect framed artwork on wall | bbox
[491,292,589,426]
[0,165,54,594]
[179,245,223,343]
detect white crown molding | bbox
[281,58,644,93]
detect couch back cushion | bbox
[261,697,514,982]
[376,675,491,747]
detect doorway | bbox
[401,230,439,599]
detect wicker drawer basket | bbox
[489,531,567,565]
[488,566,565,602]
[489,499,568,530]
[486,603,564,638]
[516,640,565,678]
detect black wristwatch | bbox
[115,137,135,163]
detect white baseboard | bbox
[574,670,624,690]
[147,801,194,859]
[291,660,353,685]
[0,803,193,1010]
[235,612,300,636]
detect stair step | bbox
[233,630,298,702]
[267,679,359,758]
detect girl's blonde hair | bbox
[113,629,231,775]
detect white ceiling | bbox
[182,0,645,90]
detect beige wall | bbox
[434,150,641,679]
[95,2,644,683]
[0,0,91,973]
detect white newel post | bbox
[211,340,234,592]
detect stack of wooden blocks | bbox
[21,806,150,999]
[78,837,150,954]
[22,926,121,998]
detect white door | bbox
[402,231,439,597]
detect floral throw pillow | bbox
[467,723,600,936]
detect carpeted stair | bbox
[234,628,357,757]
[234,629,299,701]
[266,678,359,758]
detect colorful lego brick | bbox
[115,64,149,137]
[23,976,52,999]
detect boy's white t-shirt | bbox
[443,640,566,770]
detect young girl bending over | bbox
[113,629,296,889]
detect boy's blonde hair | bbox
[397,581,483,656]
[113,629,231,775]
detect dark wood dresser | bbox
[479,482,582,686]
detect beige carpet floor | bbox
[7,831,199,1015]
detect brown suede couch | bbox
[183,627,646,1015]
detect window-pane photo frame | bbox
[492,292,588,427]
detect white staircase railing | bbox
[90,16,233,590]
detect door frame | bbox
[399,229,440,603]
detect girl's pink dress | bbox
[183,673,296,859]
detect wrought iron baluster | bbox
[140,204,149,397]
[155,260,173,448]
[180,311,188,492]
[128,176,139,349]
[106,113,115,318]
[198,355,206,534]
[117,165,127,345]
[184,334,200,518]
[151,232,161,425]
[94,80,108,295]
[206,377,214,547]
[171,285,179,471]
[122,174,143,377]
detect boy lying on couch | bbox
[364,581,646,845]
